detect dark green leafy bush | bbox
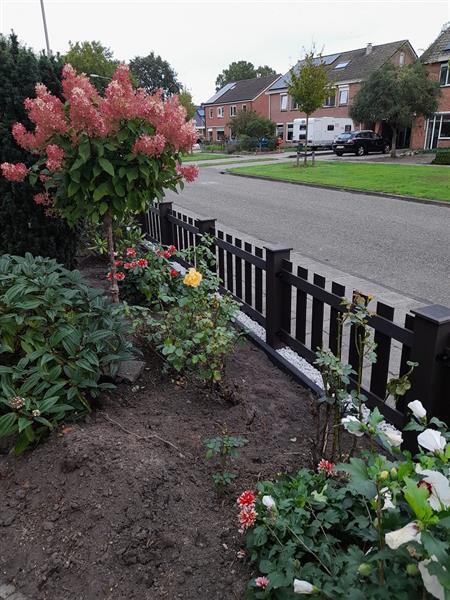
[432,149,450,165]
[0,253,132,453]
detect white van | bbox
[293,117,354,149]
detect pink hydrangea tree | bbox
[1,63,198,302]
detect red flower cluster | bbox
[318,459,335,474]
[170,268,179,278]
[33,192,52,206]
[237,490,257,531]
[176,162,199,183]
[255,576,270,590]
[107,271,125,281]
[132,133,166,157]
[157,244,176,260]
[1,162,28,182]
[126,247,137,257]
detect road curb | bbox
[223,171,450,208]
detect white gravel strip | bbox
[235,310,266,341]
[276,346,324,389]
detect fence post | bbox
[137,213,148,236]
[195,217,217,272]
[158,201,173,246]
[404,304,450,423]
[265,245,292,348]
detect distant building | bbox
[194,106,205,141]
[411,24,450,150]
[203,74,281,142]
[266,40,416,146]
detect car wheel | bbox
[335,152,343,157]
[356,146,364,157]
[383,144,390,154]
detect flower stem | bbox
[104,211,119,303]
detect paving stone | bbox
[0,584,15,599]
[8,593,27,600]
[116,360,145,384]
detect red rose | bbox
[115,272,125,281]
[170,268,178,278]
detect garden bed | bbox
[0,337,316,600]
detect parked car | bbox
[332,130,390,156]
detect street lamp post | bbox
[40,0,51,55]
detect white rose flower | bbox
[341,415,364,437]
[385,522,421,550]
[262,495,276,510]
[293,579,316,594]
[383,427,403,448]
[378,487,395,511]
[416,468,450,511]
[417,429,447,454]
[418,558,445,600]
[408,400,427,420]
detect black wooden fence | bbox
[141,201,450,428]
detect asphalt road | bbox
[165,166,450,306]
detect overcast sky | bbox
[1,0,449,103]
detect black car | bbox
[332,130,390,157]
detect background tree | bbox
[0,33,78,265]
[129,52,181,97]
[63,41,118,92]
[215,61,276,90]
[178,89,196,121]
[350,61,440,157]
[288,51,331,166]
[228,109,275,147]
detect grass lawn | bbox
[229,160,450,202]
[199,157,279,168]
[181,152,233,162]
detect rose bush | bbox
[239,402,449,599]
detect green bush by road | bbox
[229,161,450,202]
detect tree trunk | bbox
[304,115,309,167]
[390,126,397,159]
[104,211,119,303]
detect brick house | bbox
[265,40,416,146]
[410,24,450,150]
[203,74,280,142]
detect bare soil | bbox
[0,339,316,600]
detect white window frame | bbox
[323,92,336,108]
[286,122,294,141]
[209,108,213,118]
[229,105,237,117]
[439,63,450,87]
[338,87,349,106]
[280,94,288,111]
[439,113,450,139]
[399,51,405,67]
[217,106,224,118]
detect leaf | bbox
[93,182,110,202]
[421,531,448,562]
[337,458,377,499]
[0,412,17,438]
[68,180,80,197]
[99,157,115,176]
[403,477,433,522]
[99,202,108,216]
[79,140,91,163]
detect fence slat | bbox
[235,238,243,299]
[295,266,308,343]
[329,281,346,356]
[370,302,395,399]
[311,274,325,351]
[217,230,225,285]
[226,234,234,294]
[255,246,263,314]
[244,242,252,306]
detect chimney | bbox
[366,43,373,55]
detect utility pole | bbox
[40,0,51,55]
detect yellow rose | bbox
[183,268,202,288]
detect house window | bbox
[217,107,224,118]
[286,123,294,141]
[440,63,449,86]
[440,115,450,138]
[323,94,336,107]
[339,88,349,105]
[327,124,335,131]
[229,105,237,117]
[276,123,284,138]
[242,104,247,112]
[280,94,288,111]
[291,98,299,110]
[216,128,225,141]
[335,61,350,69]
[399,51,405,67]
[209,108,213,118]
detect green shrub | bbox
[239,406,450,599]
[432,149,450,165]
[0,253,132,453]
[86,215,147,258]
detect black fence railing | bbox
[141,202,450,429]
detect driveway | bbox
[165,166,450,309]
